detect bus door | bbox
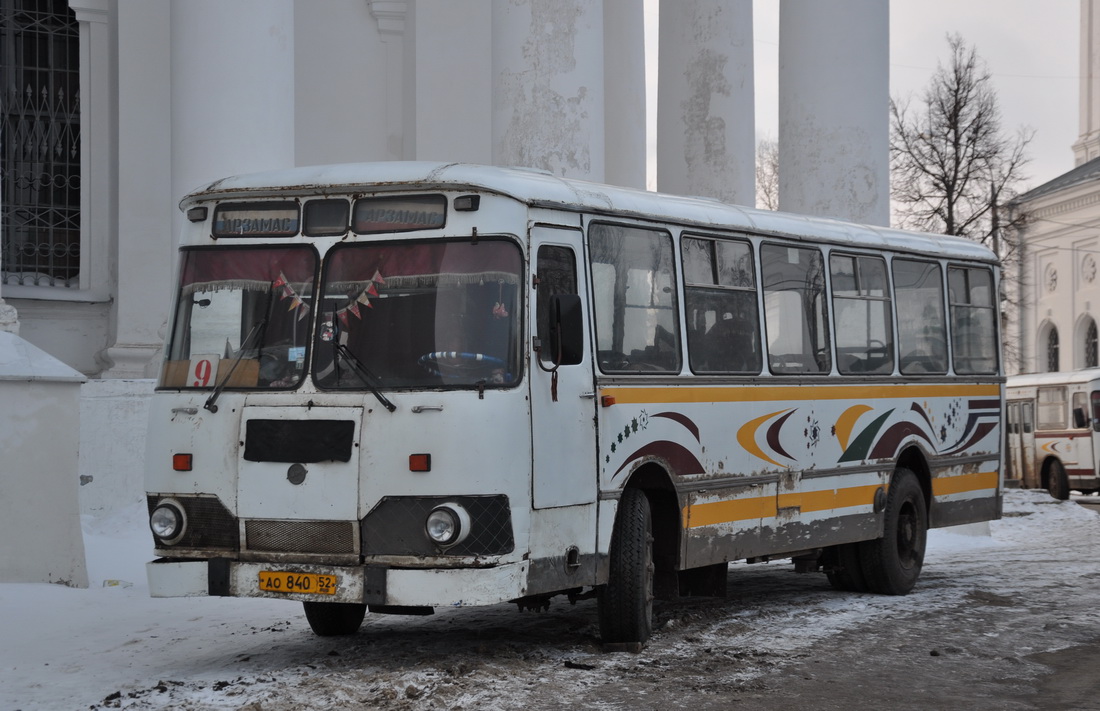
[529,225,598,510]
[1016,399,1037,488]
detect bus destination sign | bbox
[213,202,300,237]
[353,195,447,234]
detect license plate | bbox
[258,570,337,595]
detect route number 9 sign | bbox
[190,355,221,387]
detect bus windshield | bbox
[313,238,523,390]
[162,246,317,389]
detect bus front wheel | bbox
[598,488,655,646]
[859,468,927,595]
[1046,459,1070,501]
[303,601,367,636]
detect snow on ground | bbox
[2,490,1098,711]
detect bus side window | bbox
[831,254,894,374]
[589,223,681,373]
[893,259,947,374]
[761,244,830,374]
[948,266,998,375]
[536,245,580,365]
[1037,387,1066,430]
[682,235,760,374]
[1092,391,1100,432]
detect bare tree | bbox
[891,34,1033,245]
[755,137,779,211]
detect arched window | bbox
[1087,319,1098,368]
[1047,327,1060,372]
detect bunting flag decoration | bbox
[366,282,379,297]
[357,291,372,308]
[337,310,350,328]
[348,301,361,319]
[272,272,288,289]
[298,304,310,321]
[287,295,303,311]
[372,269,385,285]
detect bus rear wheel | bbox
[598,488,655,646]
[303,601,367,636]
[859,468,926,595]
[1046,459,1070,501]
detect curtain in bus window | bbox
[682,236,760,373]
[893,259,948,375]
[948,266,998,375]
[830,254,894,375]
[165,247,317,389]
[589,223,681,373]
[760,244,830,374]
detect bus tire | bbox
[825,543,868,592]
[1046,459,1070,501]
[598,488,655,646]
[859,468,926,595]
[302,601,367,636]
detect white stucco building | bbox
[1010,0,1100,375]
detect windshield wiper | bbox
[203,317,267,413]
[333,341,397,412]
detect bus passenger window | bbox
[1072,391,1089,429]
[831,254,893,375]
[893,259,948,375]
[589,223,681,373]
[1092,391,1100,432]
[682,236,760,374]
[761,244,830,374]
[948,266,998,374]
[1037,387,1066,430]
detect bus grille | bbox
[147,494,237,550]
[244,520,357,555]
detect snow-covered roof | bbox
[1013,154,1100,204]
[183,161,997,264]
[1006,367,1100,389]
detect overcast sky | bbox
[646,1,1081,196]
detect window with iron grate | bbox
[0,0,81,288]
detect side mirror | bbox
[548,294,584,366]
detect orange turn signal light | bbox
[409,453,432,472]
[601,395,616,408]
[172,453,193,471]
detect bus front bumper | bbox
[146,558,530,607]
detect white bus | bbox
[145,162,1003,646]
[1005,369,1100,499]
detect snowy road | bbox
[2,489,1099,710]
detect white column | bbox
[778,0,889,225]
[69,0,113,299]
[603,0,646,189]
[103,0,173,377]
[404,0,493,163]
[491,0,605,180]
[170,0,296,244]
[1074,0,1100,164]
[656,0,754,204]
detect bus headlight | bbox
[150,500,186,544]
[425,503,471,548]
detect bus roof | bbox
[1007,368,1100,389]
[182,161,997,264]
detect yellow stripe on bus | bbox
[931,471,999,496]
[603,383,1000,406]
[682,484,881,528]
